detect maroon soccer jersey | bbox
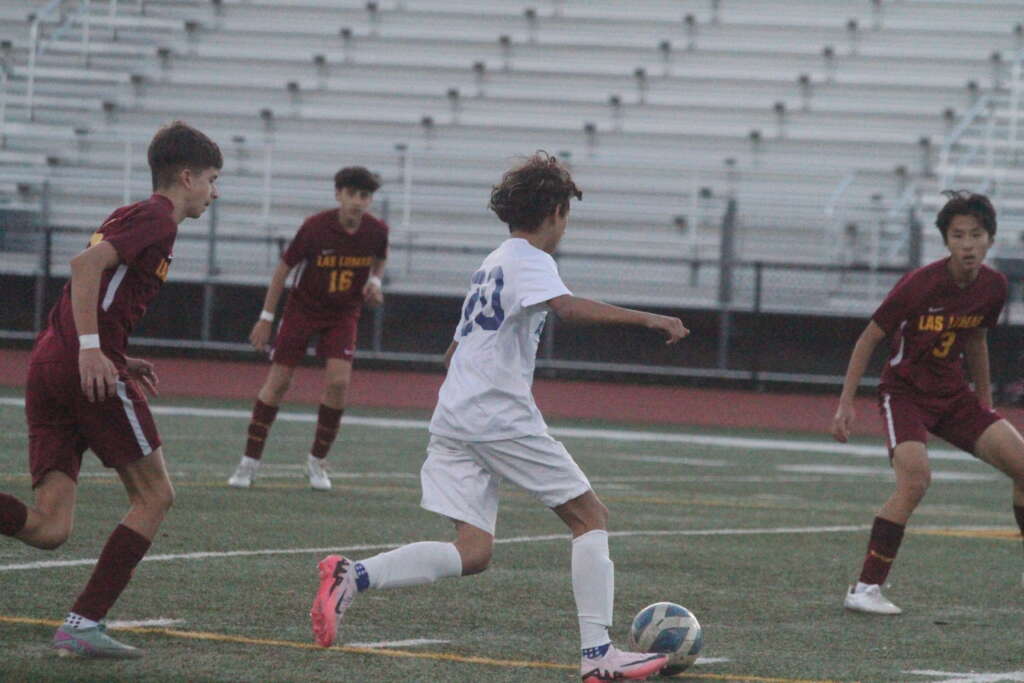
[281,209,388,322]
[31,194,177,369]
[874,258,1007,397]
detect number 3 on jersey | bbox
[932,330,956,358]
[461,266,505,337]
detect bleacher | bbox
[1,0,1022,311]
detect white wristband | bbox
[259,310,275,323]
[78,334,100,350]
[367,275,382,289]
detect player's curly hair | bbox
[335,166,381,192]
[148,121,222,191]
[935,190,996,241]
[489,152,582,232]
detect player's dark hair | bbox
[489,151,583,233]
[935,190,996,241]
[148,121,222,191]
[334,166,381,192]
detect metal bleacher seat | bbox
[2,0,1021,309]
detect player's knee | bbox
[267,382,290,402]
[325,379,349,397]
[138,484,175,515]
[460,547,492,576]
[578,498,609,531]
[157,484,176,512]
[34,521,72,550]
[902,472,931,502]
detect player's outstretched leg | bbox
[53,621,142,659]
[580,645,668,682]
[311,555,357,646]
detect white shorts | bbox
[420,433,592,536]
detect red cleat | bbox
[310,555,358,647]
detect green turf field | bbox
[0,389,1021,682]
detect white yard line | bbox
[0,525,871,572]
[0,397,973,461]
[776,464,999,481]
[106,618,186,629]
[905,670,1024,682]
[346,638,451,648]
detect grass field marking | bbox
[0,614,853,683]
[905,670,1024,682]
[776,464,1000,482]
[0,525,872,573]
[910,528,1022,541]
[15,523,1015,574]
[105,618,186,628]
[0,397,971,461]
[346,638,451,648]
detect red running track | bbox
[4,348,1022,437]
[0,348,852,435]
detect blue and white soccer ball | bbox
[627,602,703,676]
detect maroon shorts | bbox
[878,388,1001,457]
[25,361,161,488]
[270,308,360,366]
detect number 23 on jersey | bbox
[461,266,505,337]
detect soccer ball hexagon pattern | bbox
[627,602,704,676]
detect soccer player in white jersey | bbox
[310,152,689,682]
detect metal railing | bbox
[939,48,1024,193]
[0,224,922,382]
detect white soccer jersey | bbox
[429,238,571,441]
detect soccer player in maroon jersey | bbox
[0,121,221,656]
[831,191,1024,614]
[228,167,388,491]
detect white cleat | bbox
[227,456,260,488]
[580,645,668,682]
[844,584,902,615]
[306,454,332,491]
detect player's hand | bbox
[830,401,856,443]
[250,319,272,351]
[646,313,689,345]
[362,278,384,308]
[79,348,118,403]
[125,356,159,397]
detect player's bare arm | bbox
[250,259,292,351]
[124,356,159,397]
[831,320,886,443]
[964,327,993,409]
[70,240,121,402]
[442,340,458,370]
[362,258,386,307]
[547,295,688,344]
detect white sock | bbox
[64,612,98,630]
[241,456,259,468]
[357,542,462,590]
[854,581,876,593]
[572,529,613,650]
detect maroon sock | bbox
[1014,505,1024,551]
[244,399,279,460]
[310,404,344,459]
[858,516,905,585]
[0,493,28,537]
[71,524,152,621]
